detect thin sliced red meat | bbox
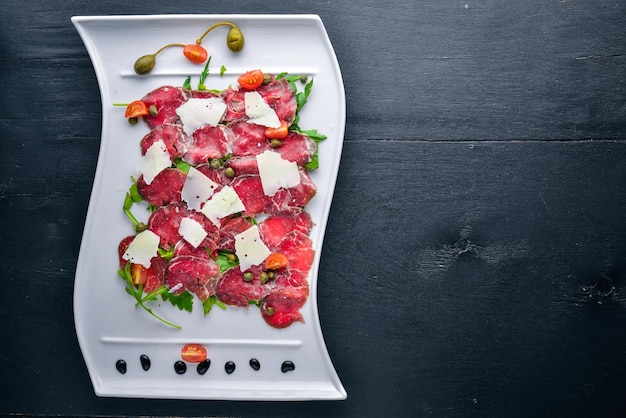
[183,125,234,165]
[260,286,308,329]
[256,76,297,125]
[274,269,309,288]
[165,255,220,300]
[275,230,315,274]
[275,131,317,166]
[259,208,314,250]
[218,216,255,252]
[230,122,271,157]
[221,87,247,123]
[230,175,268,215]
[141,86,189,129]
[267,169,317,212]
[190,90,219,99]
[194,163,232,188]
[147,202,190,249]
[215,266,272,307]
[136,168,186,207]
[173,239,212,259]
[139,124,190,159]
[224,156,259,176]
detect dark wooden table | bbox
[2,1,626,416]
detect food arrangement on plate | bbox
[116,21,328,330]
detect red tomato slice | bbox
[125,100,149,118]
[238,69,264,90]
[264,253,290,270]
[181,343,207,363]
[265,121,289,139]
[183,44,208,64]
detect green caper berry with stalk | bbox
[224,167,235,178]
[149,105,158,117]
[196,21,245,53]
[243,271,254,282]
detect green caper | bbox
[134,54,156,75]
[270,139,282,148]
[267,271,275,280]
[243,271,254,282]
[226,253,237,262]
[262,73,272,85]
[148,105,158,117]
[300,75,308,84]
[224,167,235,178]
[226,26,245,52]
[128,117,138,125]
[259,271,269,284]
[135,222,147,233]
[210,159,222,169]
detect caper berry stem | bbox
[196,21,237,44]
[154,43,186,56]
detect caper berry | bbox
[300,75,308,84]
[243,271,254,282]
[134,54,156,75]
[128,117,138,125]
[148,105,158,117]
[226,26,245,52]
[210,159,222,169]
[270,139,282,148]
[259,271,269,284]
[224,167,235,178]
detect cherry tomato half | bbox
[181,343,207,363]
[183,44,208,64]
[264,253,290,270]
[265,121,289,140]
[238,69,264,90]
[124,100,149,118]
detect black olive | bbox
[174,360,187,374]
[249,358,261,371]
[281,361,295,373]
[115,359,127,374]
[140,355,151,371]
[225,361,236,374]
[197,359,211,375]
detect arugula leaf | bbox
[183,76,192,90]
[122,178,143,227]
[198,57,212,90]
[117,263,182,329]
[173,158,191,174]
[220,65,227,77]
[203,295,227,316]
[215,251,238,273]
[161,290,193,312]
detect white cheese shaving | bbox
[178,217,208,248]
[201,185,246,226]
[256,150,301,196]
[234,225,271,272]
[176,97,227,136]
[140,140,171,185]
[122,230,160,268]
[244,91,281,128]
[181,166,219,211]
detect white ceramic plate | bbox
[72,14,346,400]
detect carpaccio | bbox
[118,74,322,329]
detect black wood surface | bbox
[2,0,626,417]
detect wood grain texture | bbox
[1,0,626,416]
